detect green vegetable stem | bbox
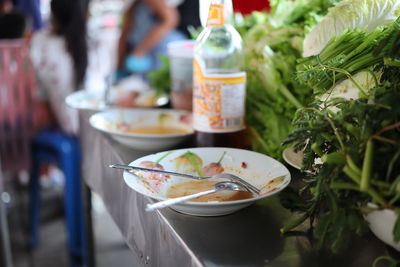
[360,140,373,192]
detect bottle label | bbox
[207,4,225,27]
[193,58,246,133]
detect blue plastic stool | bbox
[29,130,86,267]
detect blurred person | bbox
[116,0,188,79]
[0,0,27,39]
[0,0,53,134]
[176,0,200,37]
[30,0,88,135]
[15,0,43,31]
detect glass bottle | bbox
[193,0,247,148]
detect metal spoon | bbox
[213,173,261,195]
[109,163,260,194]
[145,181,248,211]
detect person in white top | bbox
[30,0,88,135]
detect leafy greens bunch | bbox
[297,20,400,95]
[283,69,400,252]
[244,0,341,160]
[281,0,400,256]
[148,56,171,96]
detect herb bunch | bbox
[281,25,400,254]
[296,17,400,94]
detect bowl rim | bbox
[282,147,303,170]
[65,89,169,111]
[89,108,194,138]
[124,147,291,206]
[65,90,106,111]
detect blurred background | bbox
[0,0,269,266]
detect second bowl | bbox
[89,108,193,151]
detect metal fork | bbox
[109,164,260,194]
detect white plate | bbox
[282,147,304,170]
[89,109,193,151]
[282,147,324,171]
[364,203,400,251]
[123,147,291,216]
[66,90,106,111]
[65,89,168,111]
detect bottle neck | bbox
[206,0,233,27]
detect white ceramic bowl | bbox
[123,147,291,216]
[282,147,304,170]
[66,90,106,111]
[282,147,323,170]
[364,204,400,251]
[66,89,168,111]
[89,109,193,151]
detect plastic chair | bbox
[0,39,86,267]
[0,39,35,173]
[29,130,86,267]
[0,39,35,267]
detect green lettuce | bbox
[244,0,340,159]
[303,0,400,57]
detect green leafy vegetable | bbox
[283,77,400,249]
[303,0,400,57]
[148,56,171,96]
[282,22,400,253]
[297,17,400,95]
[244,0,340,159]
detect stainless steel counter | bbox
[79,110,389,267]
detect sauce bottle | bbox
[193,0,247,148]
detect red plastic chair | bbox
[0,38,36,267]
[0,39,36,174]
